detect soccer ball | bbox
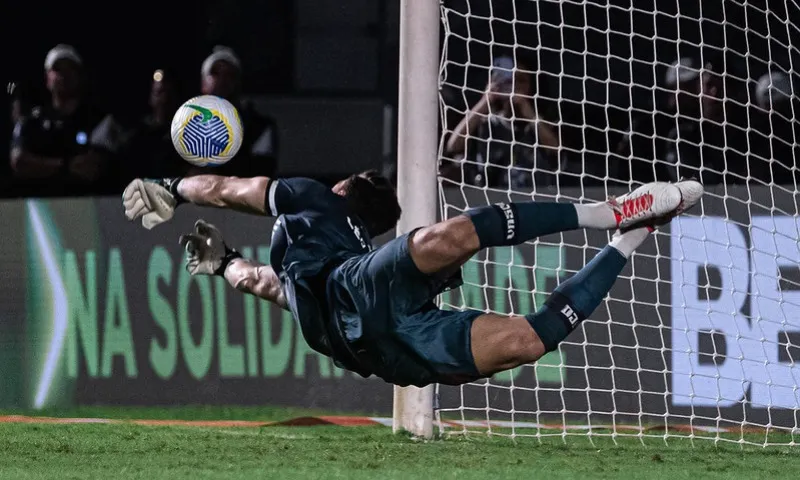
[171,95,243,167]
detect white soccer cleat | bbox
[673,178,704,215]
[645,178,705,229]
[607,182,682,230]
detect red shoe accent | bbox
[611,193,655,227]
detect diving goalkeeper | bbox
[123,173,702,386]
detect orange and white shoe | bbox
[607,182,682,230]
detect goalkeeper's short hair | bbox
[340,170,402,238]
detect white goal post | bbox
[392,0,440,438]
[396,0,800,445]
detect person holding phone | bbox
[444,55,560,189]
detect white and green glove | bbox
[122,178,184,229]
[178,220,242,276]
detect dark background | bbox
[6,1,397,111]
[10,0,797,99]
[5,0,799,181]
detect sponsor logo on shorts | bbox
[560,304,579,326]
[498,203,516,240]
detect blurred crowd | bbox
[6,44,798,199]
[441,52,798,190]
[5,44,279,198]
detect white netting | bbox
[435,0,800,446]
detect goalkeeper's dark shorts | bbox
[327,231,484,387]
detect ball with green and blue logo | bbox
[171,95,243,167]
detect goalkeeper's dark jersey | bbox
[266,177,373,367]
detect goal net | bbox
[435,0,800,446]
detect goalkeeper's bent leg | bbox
[525,227,649,353]
[468,227,650,375]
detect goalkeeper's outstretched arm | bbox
[123,175,272,229]
[175,175,270,216]
[224,257,287,309]
[178,219,287,310]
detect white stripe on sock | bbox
[574,202,616,230]
[608,227,651,258]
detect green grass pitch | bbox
[0,406,797,479]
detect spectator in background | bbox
[660,54,748,185]
[614,91,674,185]
[114,69,189,184]
[3,82,29,195]
[198,46,279,177]
[749,70,797,185]
[9,45,111,196]
[442,56,560,190]
[8,82,31,125]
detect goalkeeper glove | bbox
[178,219,242,276]
[122,177,185,229]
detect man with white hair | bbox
[9,44,111,196]
[754,70,792,114]
[197,46,279,177]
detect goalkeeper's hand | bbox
[122,178,183,229]
[178,219,241,276]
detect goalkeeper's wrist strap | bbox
[214,246,243,276]
[158,177,187,205]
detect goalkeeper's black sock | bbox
[525,244,628,352]
[464,202,580,248]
